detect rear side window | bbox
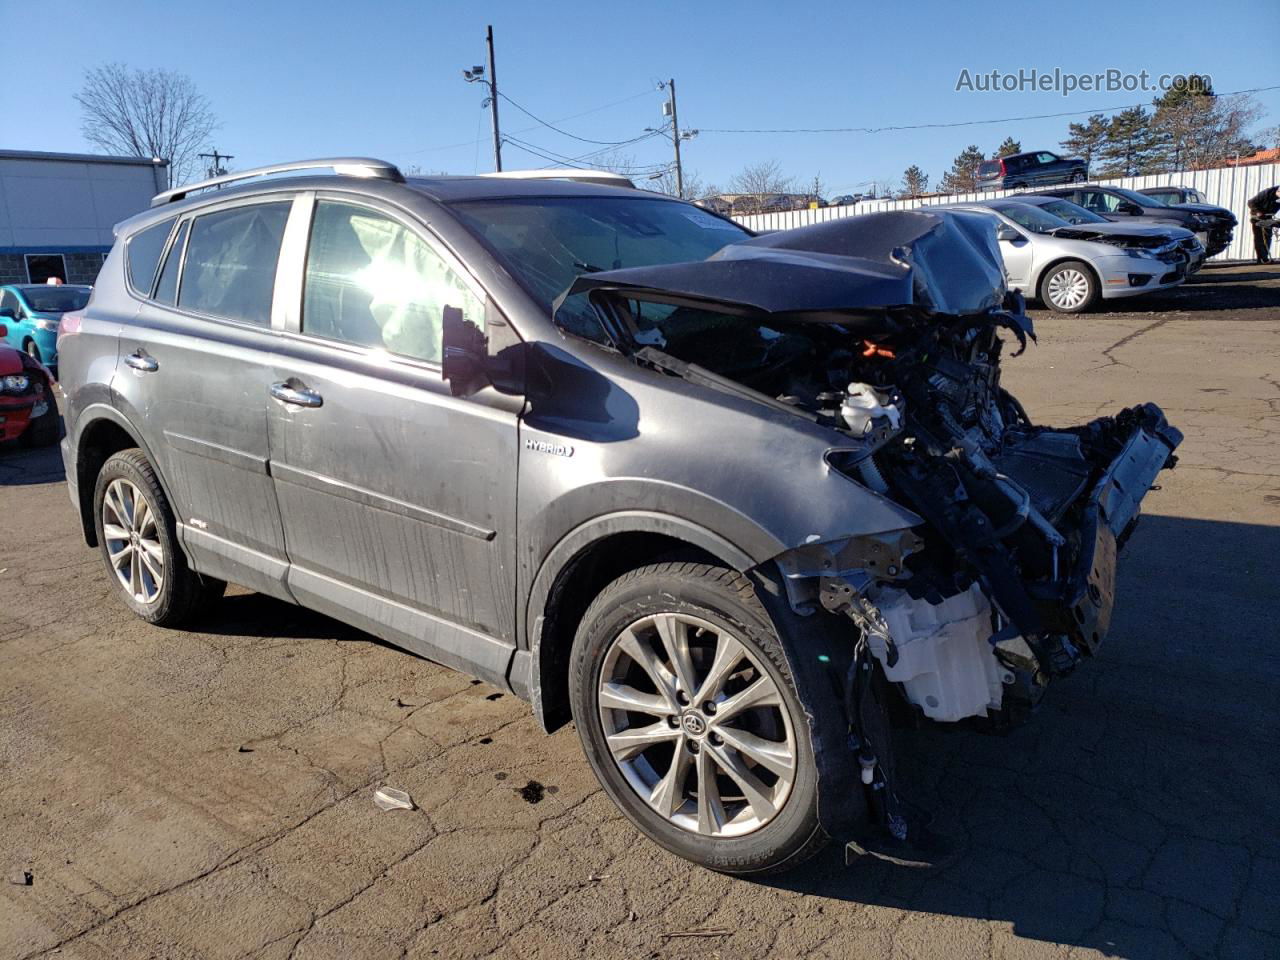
[153,220,189,305]
[127,218,176,295]
[178,203,290,326]
[301,200,481,364]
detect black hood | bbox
[1166,202,1237,224]
[556,210,1011,323]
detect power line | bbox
[497,91,644,146]
[399,88,661,156]
[503,133,671,175]
[700,84,1280,136]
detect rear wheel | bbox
[1072,169,1087,182]
[1040,260,1098,313]
[570,562,825,874]
[93,449,225,625]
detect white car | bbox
[936,198,1201,313]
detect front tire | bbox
[1040,260,1099,313]
[93,449,225,626]
[569,562,826,874]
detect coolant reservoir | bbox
[841,383,902,436]
[866,584,1006,722]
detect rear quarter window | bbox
[126,218,176,295]
[977,161,1002,177]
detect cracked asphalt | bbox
[1,263,1278,960]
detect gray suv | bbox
[58,159,1180,874]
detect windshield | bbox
[988,202,1070,234]
[451,196,749,340]
[19,286,91,313]
[1116,187,1160,207]
[1037,198,1109,225]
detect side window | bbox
[1,289,18,317]
[1097,192,1126,213]
[302,200,482,365]
[178,203,290,325]
[127,218,175,295]
[1037,152,1057,165]
[153,220,190,306]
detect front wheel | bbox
[1040,261,1098,313]
[569,562,825,874]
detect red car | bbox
[0,323,58,446]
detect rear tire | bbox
[569,561,827,875]
[1040,260,1099,313]
[93,449,225,626]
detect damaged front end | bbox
[560,209,1181,854]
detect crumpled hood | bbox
[1050,222,1194,247]
[557,210,1011,323]
[1167,202,1236,223]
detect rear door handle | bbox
[125,349,158,373]
[270,380,323,408]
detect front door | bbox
[267,195,521,687]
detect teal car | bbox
[0,284,93,374]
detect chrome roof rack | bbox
[151,157,405,207]
[481,168,635,189]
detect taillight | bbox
[58,310,82,346]
[998,159,1007,176]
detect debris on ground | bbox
[373,787,415,811]
[517,780,546,804]
[237,746,254,753]
[8,869,33,886]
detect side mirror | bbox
[996,224,1021,242]
[1118,202,1142,215]
[442,304,489,397]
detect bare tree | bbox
[728,159,794,212]
[75,64,218,186]
[1149,93,1263,170]
[645,166,705,200]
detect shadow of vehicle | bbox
[0,431,66,485]
[756,514,1280,959]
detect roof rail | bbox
[481,168,635,189]
[151,157,405,207]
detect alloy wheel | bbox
[1047,268,1090,310]
[597,612,796,838]
[102,478,165,604]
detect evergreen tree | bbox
[995,137,1022,157]
[900,164,929,198]
[1098,108,1156,177]
[939,145,986,193]
[1060,114,1109,170]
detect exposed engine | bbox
[637,304,1179,724]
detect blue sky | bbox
[4,0,1278,196]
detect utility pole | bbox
[665,78,683,198]
[486,25,502,171]
[198,148,234,179]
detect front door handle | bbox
[270,380,323,408]
[124,349,158,373]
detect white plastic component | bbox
[841,382,902,436]
[866,584,1005,722]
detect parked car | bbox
[1138,185,1207,205]
[1005,194,1205,273]
[0,327,59,446]
[1032,185,1236,258]
[937,198,1196,312]
[58,158,1180,873]
[0,283,93,375]
[976,151,1088,191]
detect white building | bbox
[0,149,169,285]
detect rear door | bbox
[114,196,296,601]
[266,193,522,687]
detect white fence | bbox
[732,162,1279,263]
